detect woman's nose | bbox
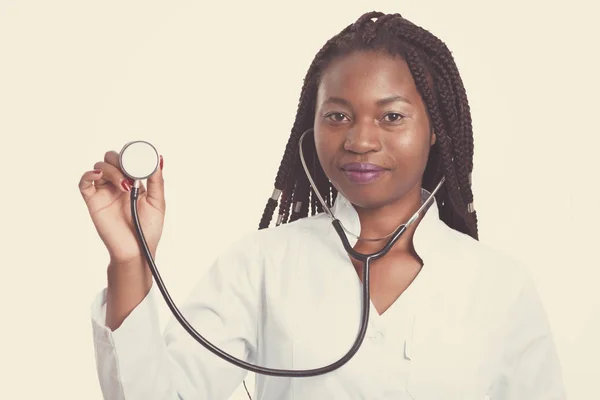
[343,123,382,154]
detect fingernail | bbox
[93,169,102,174]
[121,180,131,191]
[159,155,164,171]
[127,178,135,186]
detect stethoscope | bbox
[118,128,444,378]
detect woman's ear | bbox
[430,131,437,146]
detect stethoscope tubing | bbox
[131,186,383,377]
[127,129,443,377]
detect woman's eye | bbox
[325,112,349,123]
[383,113,404,122]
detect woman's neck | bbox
[353,185,424,253]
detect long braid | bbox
[289,133,312,222]
[393,22,477,236]
[402,47,466,227]
[312,141,329,214]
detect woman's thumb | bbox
[146,155,165,206]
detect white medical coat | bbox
[90,190,566,399]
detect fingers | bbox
[78,169,103,201]
[103,150,120,168]
[146,155,165,209]
[80,149,159,204]
[92,161,145,194]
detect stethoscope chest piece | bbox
[119,140,160,181]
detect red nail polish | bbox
[121,180,131,191]
[159,155,164,170]
[127,178,135,186]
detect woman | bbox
[79,11,566,400]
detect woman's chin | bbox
[336,187,392,210]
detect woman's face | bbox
[314,50,436,209]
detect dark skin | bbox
[314,50,436,315]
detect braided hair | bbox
[258,11,479,240]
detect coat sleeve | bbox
[497,267,567,399]
[90,234,262,400]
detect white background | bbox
[0,0,598,399]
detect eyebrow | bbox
[322,95,411,107]
[377,95,412,106]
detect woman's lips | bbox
[341,163,387,184]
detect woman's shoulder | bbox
[430,225,545,326]
[224,213,331,257]
[258,213,330,241]
[438,223,533,290]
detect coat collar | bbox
[327,188,446,262]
